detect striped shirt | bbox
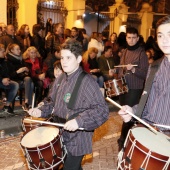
[118,47,148,89]
[142,57,170,134]
[41,67,109,156]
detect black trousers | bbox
[118,89,143,151]
[63,152,84,170]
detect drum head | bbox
[23,117,46,123]
[132,127,170,157]
[21,126,59,148]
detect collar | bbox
[66,67,83,81]
[127,42,139,51]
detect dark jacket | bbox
[6,53,30,81]
[46,33,64,54]
[31,34,47,60]
[16,34,32,52]
[0,34,21,49]
[0,58,11,83]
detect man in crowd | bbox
[98,45,116,81]
[46,23,64,54]
[28,39,109,170]
[0,24,21,49]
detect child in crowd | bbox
[6,43,33,111]
[53,60,63,79]
[0,44,19,114]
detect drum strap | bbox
[135,57,163,118]
[67,71,87,110]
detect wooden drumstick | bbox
[24,118,84,130]
[114,65,138,68]
[106,60,111,70]
[153,124,170,129]
[106,97,158,134]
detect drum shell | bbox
[22,117,47,134]
[20,126,64,169]
[119,126,170,170]
[104,77,128,97]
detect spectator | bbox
[6,43,34,111]
[105,32,119,65]
[46,23,64,54]
[0,25,21,49]
[98,46,116,81]
[0,44,19,114]
[16,24,32,52]
[44,47,61,80]
[53,60,63,79]
[23,46,49,105]
[0,22,7,36]
[82,47,104,87]
[71,27,83,45]
[88,32,104,58]
[31,24,47,60]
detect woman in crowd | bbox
[6,43,34,111]
[88,32,104,58]
[105,32,120,65]
[16,24,32,52]
[23,46,49,106]
[82,47,104,88]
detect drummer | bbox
[28,39,109,170]
[118,15,170,142]
[116,27,149,151]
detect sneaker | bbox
[2,106,14,114]
[22,103,31,111]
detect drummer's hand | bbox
[28,108,42,117]
[118,105,133,122]
[64,119,79,131]
[126,64,134,71]
[37,102,44,108]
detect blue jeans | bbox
[0,80,19,104]
[92,75,104,88]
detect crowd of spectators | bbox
[0,18,163,115]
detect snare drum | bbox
[20,126,67,170]
[117,126,170,170]
[22,117,47,134]
[104,77,128,97]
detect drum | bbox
[117,126,170,170]
[104,77,128,97]
[22,117,47,134]
[20,126,67,170]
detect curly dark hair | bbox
[61,39,83,58]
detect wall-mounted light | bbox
[77,15,83,20]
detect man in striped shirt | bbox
[117,27,149,150]
[28,39,109,170]
[118,16,170,138]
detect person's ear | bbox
[77,55,82,64]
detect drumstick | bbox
[153,124,170,129]
[24,118,84,130]
[106,60,111,70]
[114,65,138,68]
[105,97,158,134]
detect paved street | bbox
[0,100,122,170]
